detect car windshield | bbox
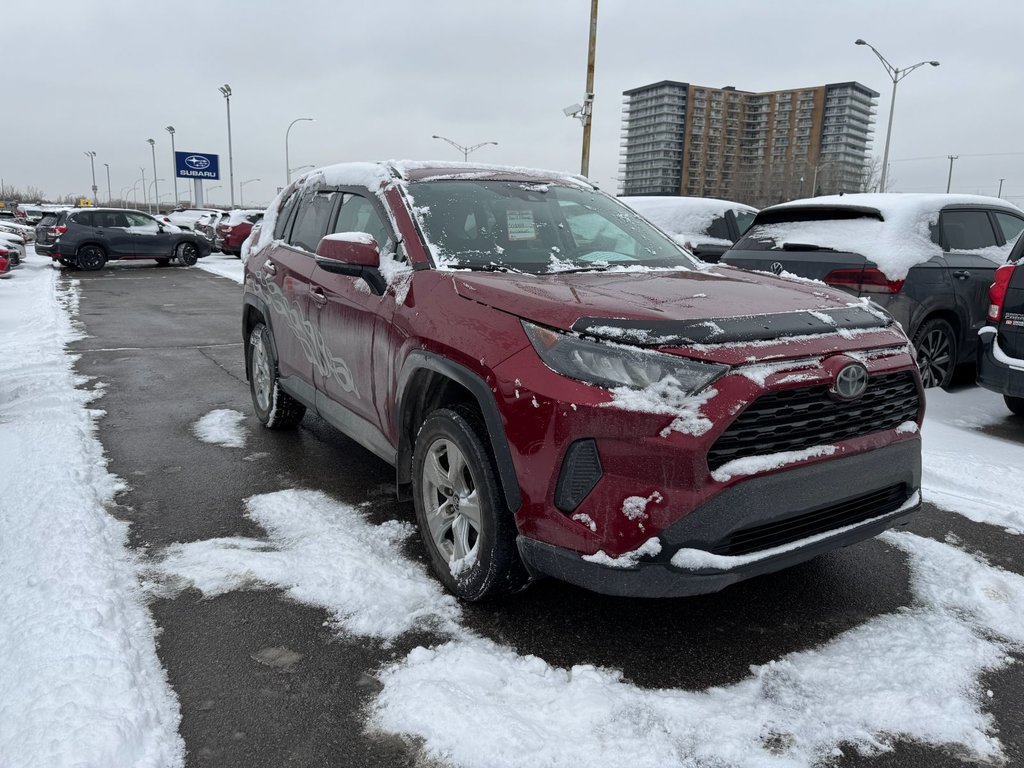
[408,180,698,274]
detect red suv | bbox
[242,161,923,600]
[216,210,263,256]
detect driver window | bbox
[332,195,394,253]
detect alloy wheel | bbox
[251,333,272,412]
[420,438,482,566]
[917,328,952,388]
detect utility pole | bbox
[580,0,599,177]
[946,155,958,193]
[998,178,1006,198]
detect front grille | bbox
[708,371,920,471]
[711,483,909,556]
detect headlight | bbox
[522,320,727,393]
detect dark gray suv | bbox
[722,194,1024,387]
[36,207,210,270]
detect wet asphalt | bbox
[68,261,1024,768]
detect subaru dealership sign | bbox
[175,151,220,180]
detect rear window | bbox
[38,213,59,227]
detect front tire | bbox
[176,241,199,266]
[913,318,957,389]
[248,322,305,429]
[77,245,106,271]
[1005,395,1024,416]
[412,405,529,601]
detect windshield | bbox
[408,180,698,274]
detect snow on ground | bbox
[153,489,461,641]
[192,408,247,448]
[0,256,183,767]
[195,252,244,284]
[922,386,1024,533]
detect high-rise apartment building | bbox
[619,80,878,206]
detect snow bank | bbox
[192,408,247,448]
[371,530,1024,767]
[0,258,183,767]
[154,489,460,641]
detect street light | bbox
[430,135,498,162]
[855,39,939,193]
[166,126,178,205]
[286,117,314,185]
[147,138,159,214]
[289,164,315,177]
[240,178,260,207]
[207,184,223,204]
[149,179,166,207]
[218,84,235,207]
[84,151,98,205]
[103,163,111,204]
[119,185,133,205]
[140,166,147,211]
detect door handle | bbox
[262,261,278,276]
[952,270,971,280]
[309,286,327,306]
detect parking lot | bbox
[1,251,1011,767]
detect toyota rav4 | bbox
[241,161,924,600]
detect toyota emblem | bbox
[831,362,869,401]
[770,261,784,275]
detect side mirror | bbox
[315,233,381,268]
[315,233,386,294]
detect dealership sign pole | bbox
[175,151,220,209]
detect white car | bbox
[0,219,35,242]
[166,208,220,231]
[620,196,758,263]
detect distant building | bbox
[619,80,878,206]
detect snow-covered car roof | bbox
[745,193,1024,280]
[621,196,757,245]
[223,209,263,225]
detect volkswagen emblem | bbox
[831,362,869,401]
[769,261,784,275]
[184,154,211,170]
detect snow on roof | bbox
[749,193,1024,281]
[392,160,593,188]
[622,196,756,244]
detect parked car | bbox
[0,232,25,266]
[621,196,757,263]
[39,208,209,270]
[977,235,1024,415]
[216,209,263,256]
[166,208,219,231]
[194,210,226,249]
[242,160,923,601]
[722,194,1024,388]
[0,250,11,277]
[0,219,35,242]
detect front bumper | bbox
[517,439,921,597]
[977,329,1024,398]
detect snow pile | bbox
[751,193,1023,280]
[192,408,247,448]
[581,537,662,569]
[712,445,838,483]
[0,259,183,767]
[196,252,245,283]
[371,530,1024,767]
[154,489,461,640]
[622,196,752,246]
[604,380,717,438]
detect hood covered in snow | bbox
[451,267,891,343]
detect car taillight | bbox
[824,268,904,295]
[53,225,67,237]
[988,264,1015,323]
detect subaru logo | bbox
[831,362,869,401]
[184,155,211,170]
[770,261,784,275]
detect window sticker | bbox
[506,210,537,241]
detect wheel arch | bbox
[75,240,107,256]
[396,351,522,513]
[911,309,962,347]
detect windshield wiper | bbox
[460,263,527,274]
[781,242,836,252]
[543,265,611,274]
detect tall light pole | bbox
[430,135,498,162]
[166,126,178,205]
[946,155,959,193]
[240,178,260,207]
[147,139,159,213]
[998,178,1006,198]
[140,166,148,211]
[286,117,314,185]
[219,84,235,207]
[855,39,939,193]
[84,151,98,205]
[103,163,111,204]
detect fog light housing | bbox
[555,439,603,512]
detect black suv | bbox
[36,208,209,270]
[978,234,1024,414]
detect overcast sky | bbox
[5,0,1023,208]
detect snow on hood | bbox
[623,196,756,245]
[750,193,1024,281]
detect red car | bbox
[242,161,923,600]
[216,210,263,256]
[0,251,9,278]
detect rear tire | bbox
[248,322,305,429]
[412,404,529,601]
[176,241,199,266]
[912,318,957,389]
[1005,395,1024,416]
[77,245,106,271]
